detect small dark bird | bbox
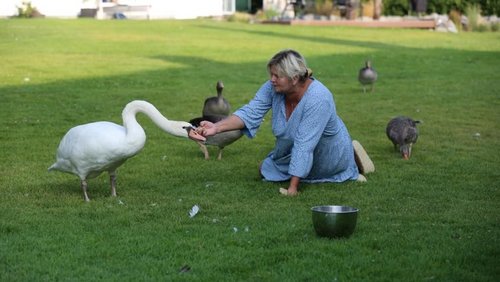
[358,60,378,93]
[386,116,420,160]
[188,81,242,160]
[202,80,231,120]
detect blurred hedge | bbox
[382,0,500,16]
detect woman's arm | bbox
[198,114,245,137]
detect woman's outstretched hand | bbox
[196,121,218,137]
[186,126,206,142]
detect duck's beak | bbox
[183,126,206,142]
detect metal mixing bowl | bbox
[311,205,359,238]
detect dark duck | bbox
[386,116,420,160]
[358,60,378,93]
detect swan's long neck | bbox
[122,101,189,144]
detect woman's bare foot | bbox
[357,174,367,182]
[279,187,299,196]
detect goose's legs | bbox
[197,141,210,159]
[217,148,223,160]
[109,171,117,197]
[81,179,90,202]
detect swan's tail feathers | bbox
[48,163,58,172]
[48,161,67,173]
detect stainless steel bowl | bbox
[311,205,359,238]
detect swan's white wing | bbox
[52,121,138,178]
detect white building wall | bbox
[263,0,287,14]
[0,0,17,17]
[0,0,82,18]
[263,0,297,19]
[148,0,229,20]
[0,0,235,19]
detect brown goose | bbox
[187,117,242,160]
[189,81,242,160]
[358,60,378,93]
[386,116,420,160]
[202,80,231,120]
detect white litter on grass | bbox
[232,226,250,233]
[189,205,200,218]
[24,77,30,82]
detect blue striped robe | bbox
[234,79,359,183]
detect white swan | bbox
[48,100,204,201]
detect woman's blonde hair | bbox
[267,49,312,82]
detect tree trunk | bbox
[373,0,382,20]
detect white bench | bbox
[96,1,151,20]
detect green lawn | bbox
[0,18,499,281]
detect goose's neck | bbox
[122,101,188,142]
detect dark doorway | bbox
[236,0,263,14]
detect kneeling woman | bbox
[196,49,367,195]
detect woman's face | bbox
[269,66,295,94]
